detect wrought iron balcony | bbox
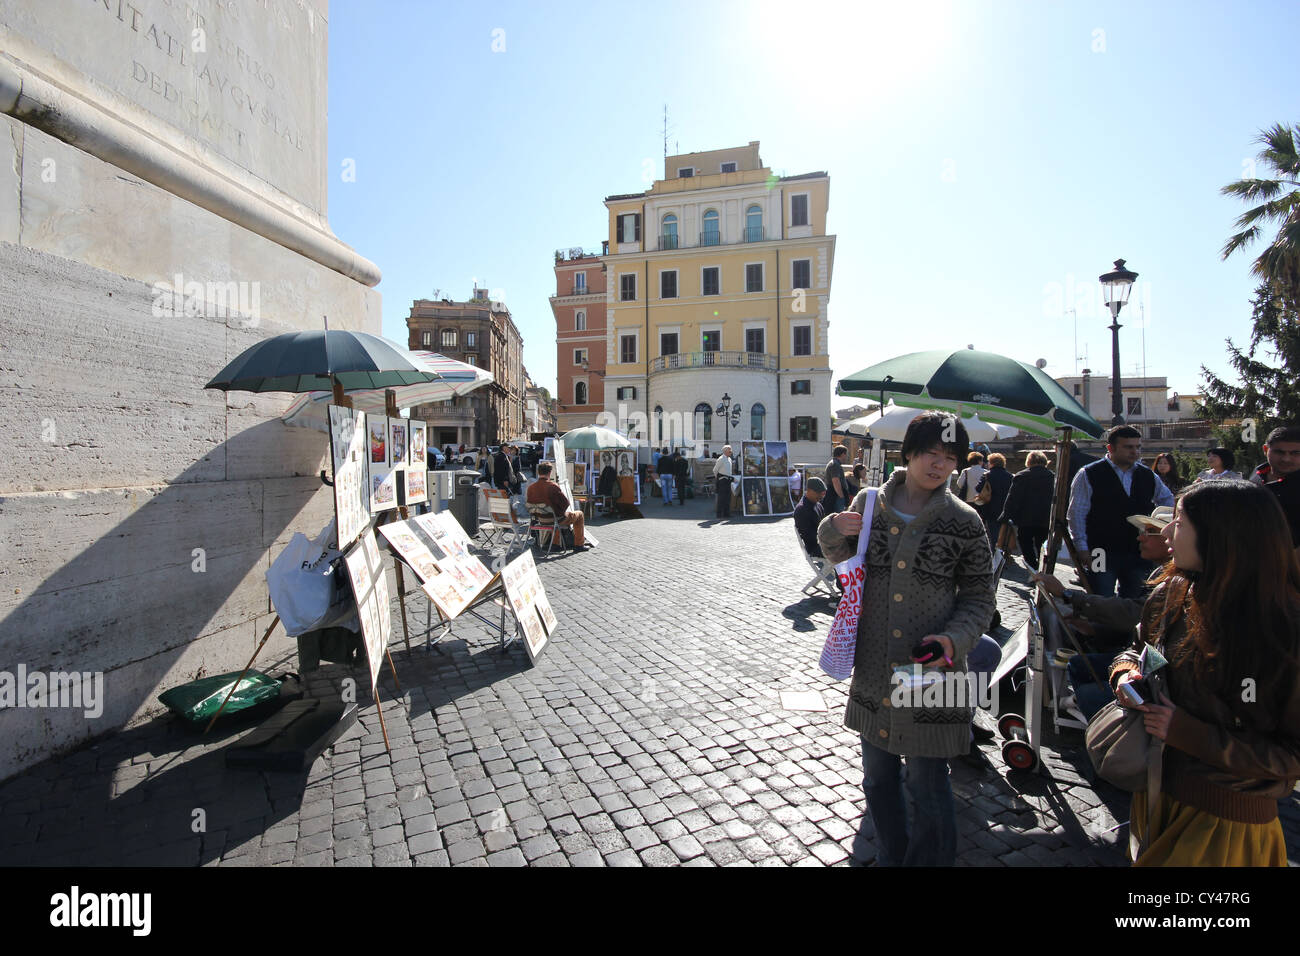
[659,234,679,250]
[650,351,777,374]
[744,225,765,242]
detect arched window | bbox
[750,402,766,440]
[745,204,763,242]
[655,405,663,442]
[695,402,712,442]
[661,213,678,250]
[575,381,587,405]
[702,208,720,246]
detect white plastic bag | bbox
[819,489,878,680]
[267,518,343,636]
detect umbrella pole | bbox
[202,614,280,734]
[331,377,352,409]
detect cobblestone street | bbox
[3,493,1298,867]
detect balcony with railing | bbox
[651,227,777,252]
[650,350,777,374]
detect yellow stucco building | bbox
[600,141,835,463]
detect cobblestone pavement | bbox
[2,490,1297,866]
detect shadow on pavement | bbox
[782,595,837,632]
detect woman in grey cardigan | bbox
[818,411,995,865]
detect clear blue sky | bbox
[327,0,1298,408]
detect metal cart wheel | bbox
[997,713,1025,738]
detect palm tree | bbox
[1221,123,1300,296]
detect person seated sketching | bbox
[1032,515,1174,720]
[794,476,827,558]
[526,461,589,550]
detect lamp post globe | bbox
[1098,258,1138,426]
[715,392,742,446]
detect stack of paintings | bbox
[739,441,795,516]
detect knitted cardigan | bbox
[817,470,995,758]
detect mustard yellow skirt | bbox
[1129,792,1286,867]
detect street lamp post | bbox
[715,392,743,446]
[1098,258,1138,427]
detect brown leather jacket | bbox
[1109,581,1300,823]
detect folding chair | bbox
[483,489,531,557]
[476,483,500,547]
[796,525,838,598]
[526,502,563,559]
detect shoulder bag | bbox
[1085,666,1166,857]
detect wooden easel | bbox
[1042,426,1093,578]
[1037,425,1107,687]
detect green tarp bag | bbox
[157,670,283,725]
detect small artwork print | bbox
[329,405,369,550]
[767,477,794,515]
[405,467,428,505]
[742,476,770,516]
[389,419,408,468]
[572,461,587,490]
[742,442,765,477]
[765,441,789,478]
[409,421,426,461]
[343,531,392,691]
[519,609,548,659]
[615,450,636,476]
[369,419,387,465]
[370,470,397,510]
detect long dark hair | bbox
[1153,452,1184,489]
[1150,480,1300,721]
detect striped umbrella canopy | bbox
[836,402,1005,441]
[837,349,1104,438]
[206,329,440,394]
[280,351,492,432]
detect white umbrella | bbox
[279,351,492,432]
[840,401,1001,443]
[559,425,631,450]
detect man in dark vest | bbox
[1066,425,1175,598]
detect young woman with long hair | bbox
[1112,479,1300,866]
[1152,452,1188,494]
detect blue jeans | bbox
[1067,652,1120,721]
[1089,552,1153,600]
[860,739,957,866]
[659,475,675,501]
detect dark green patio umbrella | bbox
[205,329,441,394]
[837,349,1104,438]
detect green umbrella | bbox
[559,425,632,450]
[205,329,441,394]
[837,349,1104,438]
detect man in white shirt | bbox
[713,445,735,519]
[1067,425,1174,598]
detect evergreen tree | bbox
[1199,124,1300,470]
